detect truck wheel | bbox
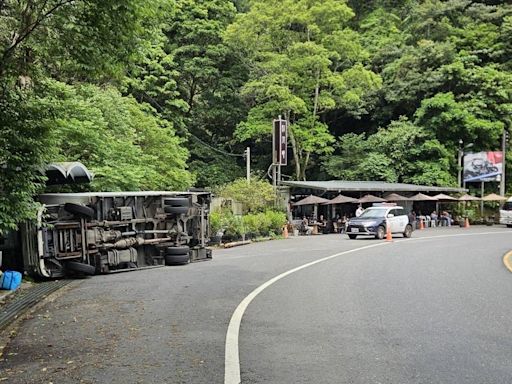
[64,203,95,219]
[348,234,357,239]
[65,261,96,276]
[403,224,413,238]
[163,198,189,207]
[166,246,190,255]
[375,226,385,240]
[164,206,189,214]
[165,254,189,265]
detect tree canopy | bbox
[1,0,511,233]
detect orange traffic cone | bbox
[282,225,289,238]
[464,217,470,228]
[419,218,424,230]
[385,220,393,242]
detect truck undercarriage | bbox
[21,191,212,278]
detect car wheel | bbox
[164,206,189,214]
[166,246,190,255]
[507,224,512,228]
[165,254,189,265]
[65,261,96,276]
[375,226,385,240]
[348,234,357,239]
[403,224,413,238]
[64,203,95,219]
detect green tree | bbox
[226,0,381,180]
[218,178,276,214]
[46,81,193,191]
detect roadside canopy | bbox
[458,194,480,201]
[324,194,359,205]
[358,194,386,203]
[384,193,410,201]
[481,193,507,201]
[292,194,330,206]
[409,193,438,201]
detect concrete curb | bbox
[503,251,512,273]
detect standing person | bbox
[355,204,364,217]
[408,210,417,229]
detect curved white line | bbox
[224,230,511,384]
[224,242,386,384]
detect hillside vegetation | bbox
[0,0,511,232]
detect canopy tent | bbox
[481,193,507,201]
[324,194,359,205]
[384,193,410,201]
[358,194,386,203]
[409,193,438,201]
[45,162,93,185]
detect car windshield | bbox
[358,208,386,219]
[502,202,512,211]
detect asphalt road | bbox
[1,227,511,383]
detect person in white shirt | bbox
[355,205,364,217]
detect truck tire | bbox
[164,206,189,214]
[165,254,189,265]
[166,246,190,255]
[163,198,189,207]
[64,203,95,219]
[65,261,96,276]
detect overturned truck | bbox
[21,191,212,278]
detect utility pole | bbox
[500,129,507,196]
[245,147,250,183]
[458,139,463,188]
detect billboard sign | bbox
[273,118,288,165]
[463,151,503,182]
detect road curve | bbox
[0,227,510,384]
[236,230,512,384]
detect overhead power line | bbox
[141,92,245,158]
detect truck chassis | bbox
[21,191,212,278]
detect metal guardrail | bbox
[0,280,71,331]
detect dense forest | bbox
[0,0,511,233]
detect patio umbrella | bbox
[292,194,330,220]
[432,193,457,215]
[458,194,480,201]
[481,193,507,201]
[324,194,359,205]
[357,194,386,203]
[432,193,457,201]
[292,194,330,206]
[409,193,438,201]
[384,193,410,201]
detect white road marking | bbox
[224,230,511,384]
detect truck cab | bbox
[499,197,512,227]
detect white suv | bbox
[346,205,413,239]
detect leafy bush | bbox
[212,210,286,241]
[218,178,276,214]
